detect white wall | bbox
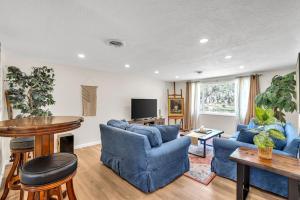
[2,64,168,149]
[169,67,298,137]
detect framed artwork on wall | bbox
[168,98,184,117]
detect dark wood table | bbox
[0,116,84,157]
[186,129,224,158]
[230,147,300,200]
[0,116,84,200]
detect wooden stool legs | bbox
[0,150,32,200]
[24,181,76,200]
[0,153,21,200]
[66,179,77,200]
[22,172,77,200]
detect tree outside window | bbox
[199,80,237,114]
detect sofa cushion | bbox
[236,129,258,144]
[284,123,298,145]
[265,124,285,136]
[127,125,162,147]
[263,124,286,150]
[152,125,179,143]
[247,119,258,129]
[271,137,287,150]
[283,137,300,157]
[107,119,129,130]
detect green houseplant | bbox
[255,72,297,123]
[6,66,55,118]
[253,107,286,159]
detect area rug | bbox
[184,144,216,185]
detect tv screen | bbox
[131,99,157,119]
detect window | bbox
[199,80,238,115]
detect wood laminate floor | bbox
[1,145,284,200]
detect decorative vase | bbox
[258,147,273,159]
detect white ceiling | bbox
[0,0,300,81]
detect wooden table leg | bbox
[288,178,299,200]
[236,163,250,200]
[34,135,54,157]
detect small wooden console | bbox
[128,118,165,126]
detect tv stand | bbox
[128,118,165,126]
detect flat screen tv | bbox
[131,99,157,119]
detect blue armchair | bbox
[212,122,299,197]
[99,123,191,192]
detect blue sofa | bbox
[211,122,300,197]
[99,120,191,193]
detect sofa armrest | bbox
[237,124,248,132]
[213,138,294,159]
[283,136,300,157]
[147,136,191,169]
[100,124,151,160]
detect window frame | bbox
[198,79,239,116]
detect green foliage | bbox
[253,132,275,148]
[253,107,286,149]
[254,107,276,126]
[255,72,297,123]
[268,129,285,140]
[6,66,55,118]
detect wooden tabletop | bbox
[0,116,84,137]
[230,147,300,180]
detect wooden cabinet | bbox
[128,118,165,126]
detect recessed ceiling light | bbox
[175,75,179,79]
[77,53,85,59]
[239,65,245,69]
[224,55,232,59]
[125,64,130,68]
[154,70,159,74]
[200,38,208,44]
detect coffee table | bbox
[186,129,224,158]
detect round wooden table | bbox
[0,116,84,157]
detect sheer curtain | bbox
[190,82,202,129]
[238,77,250,124]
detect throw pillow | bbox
[271,137,287,150]
[237,129,259,144]
[265,124,286,150]
[247,119,258,129]
[264,124,285,135]
[107,119,129,130]
[283,137,300,157]
[126,125,162,147]
[152,125,179,143]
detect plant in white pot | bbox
[253,107,286,159]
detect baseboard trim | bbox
[75,140,101,149]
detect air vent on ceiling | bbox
[106,39,124,47]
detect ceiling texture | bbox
[0,0,300,81]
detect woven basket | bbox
[258,147,273,159]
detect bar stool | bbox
[20,153,78,200]
[1,137,34,200]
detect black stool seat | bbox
[20,153,77,186]
[10,137,34,150]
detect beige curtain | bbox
[244,75,260,124]
[184,82,192,130]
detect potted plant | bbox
[253,107,286,159]
[255,72,297,123]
